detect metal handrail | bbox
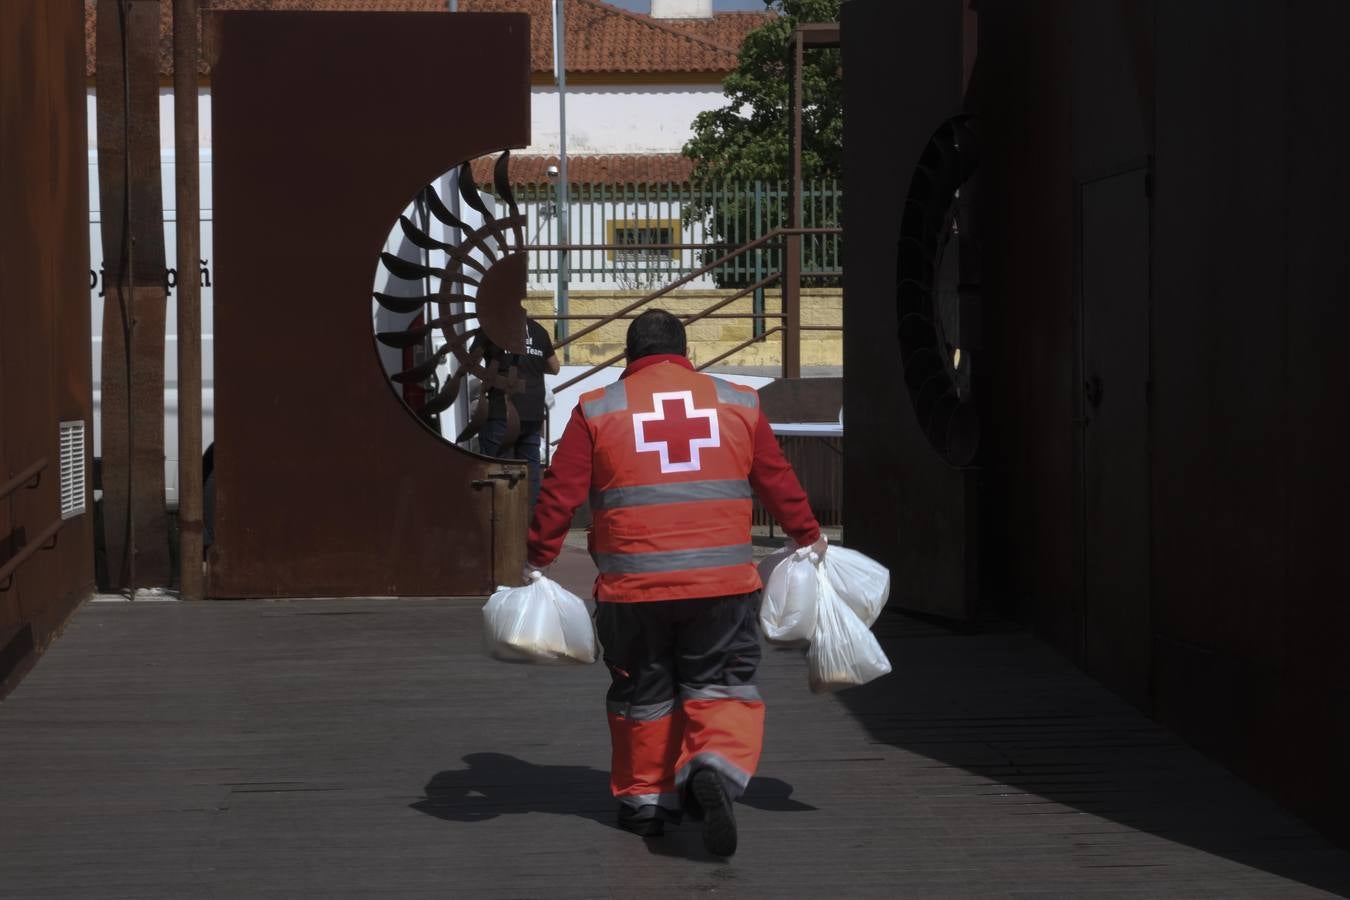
[551,273,781,395]
[529,242,729,252]
[0,458,46,503]
[696,326,785,373]
[552,227,840,352]
[0,516,63,592]
[535,312,789,322]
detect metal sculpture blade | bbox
[458,160,508,253]
[376,312,473,348]
[423,183,472,234]
[375,151,531,442]
[494,151,525,248]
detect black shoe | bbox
[617,804,667,837]
[689,768,738,857]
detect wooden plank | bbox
[173,0,204,601]
[1,553,1347,897]
[96,0,172,590]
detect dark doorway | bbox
[1078,167,1151,706]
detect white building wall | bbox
[527,84,724,155]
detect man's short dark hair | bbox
[626,309,687,362]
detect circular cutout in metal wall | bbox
[897,116,980,467]
[371,152,530,448]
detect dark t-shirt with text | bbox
[477,318,555,423]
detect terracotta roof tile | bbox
[460,0,745,74]
[84,0,769,78]
[470,153,694,185]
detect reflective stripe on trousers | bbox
[674,700,764,800]
[606,699,676,720]
[597,593,765,809]
[617,791,682,813]
[608,708,683,807]
[675,749,755,795]
[607,700,765,807]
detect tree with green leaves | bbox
[681,0,842,285]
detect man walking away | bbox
[526,309,824,857]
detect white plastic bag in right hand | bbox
[758,545,820,644]
[806,576,892,693]
[820,546,891,627]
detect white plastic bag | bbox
[482,573,597,665]
[758,544,821,644]
[820,546,891,627]
[806,576,892,693]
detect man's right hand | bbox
[809,535,828,562]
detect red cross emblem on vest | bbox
[633,390,721,474]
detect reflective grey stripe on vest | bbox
[711,377,758,409]
[607,699,675,721]
[590,479,752,511]
[593,543,753,575]
[680,684,762,703]
[582,381,628,418]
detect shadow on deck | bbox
[0,545,1347,898]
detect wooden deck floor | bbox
[2,546,1348,899]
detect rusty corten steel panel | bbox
[207,11,531,598]
[842,0,977,622]
[0,0,96,696]
[96,0,172,590]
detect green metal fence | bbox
[499,180,843,287]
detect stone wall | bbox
[524,287,842,370]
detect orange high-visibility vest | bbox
[579,361,761,602]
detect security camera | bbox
[546,164,560,179]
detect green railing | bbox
[499,180,842,287]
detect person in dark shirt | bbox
[475,318,560,512]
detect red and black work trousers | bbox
[595,590,764,816]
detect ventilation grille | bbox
[59,421,86,520]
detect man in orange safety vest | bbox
[526,309,825,857]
